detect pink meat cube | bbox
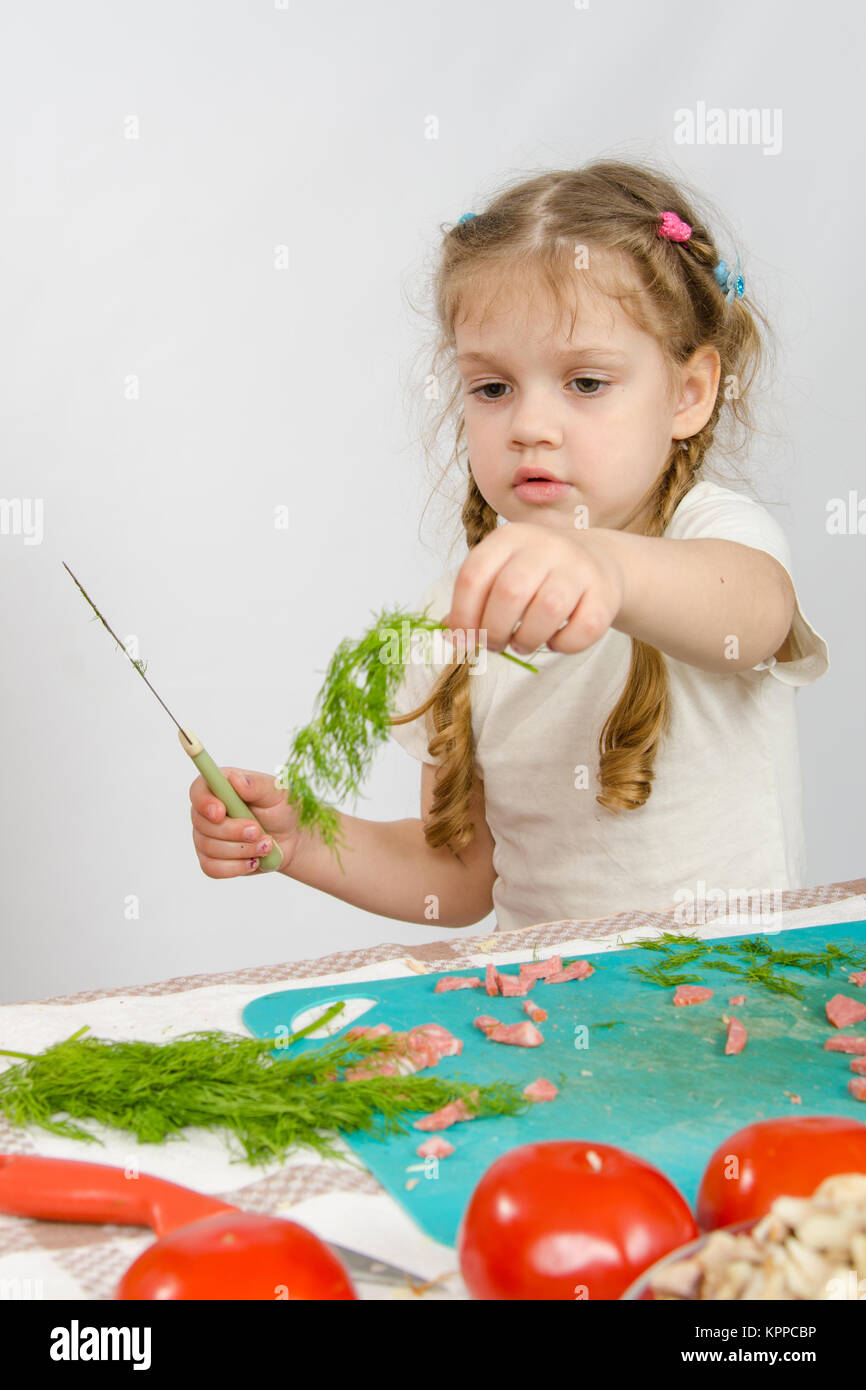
[416,1136,455,1158]
[498,972,535,996]
[404,1024,463,1070]
[826,994,866,1028]
[485,964,501,997]
[474,1014,500,1034]
[518,957,563,981]
[824,1036,866,1054]
[849,970,866,987]
[545,960,594,984]
[523,1078,559,1101]
[728,995,746,1006]
[344,1059,400,1080]
[486,1021,544,1048]
[724,1017,747,1055]
[673,985,714,1006]
[850,1057,866,1075]
[524,1000,548,1023]
[413,1090,480,1131]
[848,1077,866,1101]
[434,975,483,992]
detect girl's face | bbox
[455,261,719,534]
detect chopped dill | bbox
[0,1023,530,1167]
[736,964,805,1000]
[629,964,707,987]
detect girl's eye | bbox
[470,377,606,401]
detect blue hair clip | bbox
[713,254,744,303]
[457,212,477,223]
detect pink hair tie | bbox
[657,210,692,242]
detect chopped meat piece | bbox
[344,1059,400,1080]
[498,972,535,996]
[485,964,501,996]
[345,1023,392,1038]
[434,975,483,992]
[523,1078,558,1101]
[724,1018,747,1055]
[524,1000,548,1023]
[413,1089,480,1131]
[473,1014,501,1033]
[673,985,714,1006]
[848,970,866,987]
[728,995,746,1006]
[518,956,563,981]
[416,1136,455,1158]
[824,1035,866,1054]
[826,994,866,1028]
[850,1057,866,1075]
[404,1023,463,1070]
[345,1022,463,1078]
[848,1078,866,1101]
[486,1021,544,1047]
[545,960,595,983]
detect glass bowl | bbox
[620,1220,758,1300]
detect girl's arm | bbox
[592,530,796,675]
[283,763,497,929]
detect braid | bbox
[390,465,496,854]
[596,445,699,813]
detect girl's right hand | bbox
[189,767,302,878]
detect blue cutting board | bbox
[241,919,866,1247]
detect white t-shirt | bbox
[388,480,831,933]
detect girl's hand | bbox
[441,522,626,656]
[189,767,303,878]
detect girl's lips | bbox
[513,479,572,502]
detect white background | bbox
[1,0,862,1001]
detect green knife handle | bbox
[179,728,284,873]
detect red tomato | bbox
[457,1140,697,1300]
[697,1115,866,1231]
[116,1212,357,1300]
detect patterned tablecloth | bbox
[2,876,864,1301]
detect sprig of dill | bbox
[630,965,707,987]
[275,606,539,867]
[626,931,865,1001]
[0,1023,530,1168]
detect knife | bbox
[61,561,283,872]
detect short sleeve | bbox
[667,484,830,687]
[387,569,457,765]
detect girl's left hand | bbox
[441,522,627,656]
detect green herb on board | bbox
[0,1021,529,1167]
[629,964,707,988]
[736,964,805,1000]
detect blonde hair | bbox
[391,158,774,855]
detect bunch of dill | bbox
[275,605,538,865]
[0,1021,529,1168]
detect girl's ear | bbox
[672,346,721,439]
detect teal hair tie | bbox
[457,212,477,223]
[713,254,745,302]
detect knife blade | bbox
[61,561,283,871]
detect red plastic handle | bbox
[0,1155,238,1236]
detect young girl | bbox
[189,159,829,934]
